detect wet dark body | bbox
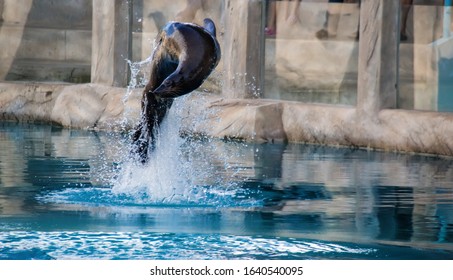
[132,18,221,163]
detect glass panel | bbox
[130,0,224,92]
[263,0,359,105]
[398,0,453,112]
[0,0,92,83]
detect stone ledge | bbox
[0,82,140,130]
[1,82,453,157]
[179,95,453,157]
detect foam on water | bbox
[0,231,379,260]
[38,185,261,209]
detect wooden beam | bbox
[357,0,399,117]
[91,0,132,87]
[222,0,264,98]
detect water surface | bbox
[1,120,453,259]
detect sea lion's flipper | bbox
[203,18,216,37]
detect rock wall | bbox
[2,82,453,157]
[0,82,140,130]
[179,93,453,157]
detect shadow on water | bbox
[1,120,453,259]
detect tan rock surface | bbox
[2,82,453,157]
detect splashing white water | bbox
[111,98,194,201]
[108,95,258,207]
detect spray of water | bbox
[105,54,258,207]
[111,98,196,202]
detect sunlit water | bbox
[1,114,453,259]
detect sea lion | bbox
[132,18,221,163]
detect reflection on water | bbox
[1,121,453,259]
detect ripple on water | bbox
[36,185,263,209]
[0,231,377,260]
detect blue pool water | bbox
[1,118,453,260]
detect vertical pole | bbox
[0,0,33,80]
[356,0,399,118]
[91,0,132,87]
[126,0,133,84]
[222,0,264,99]
[444,0,452,38]
[246,0,265,98]
[379,0,400,109]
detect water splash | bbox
[121,37,158,114]
[111,99,193,201]
[107,95,260,207]
[105,51,258,207]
